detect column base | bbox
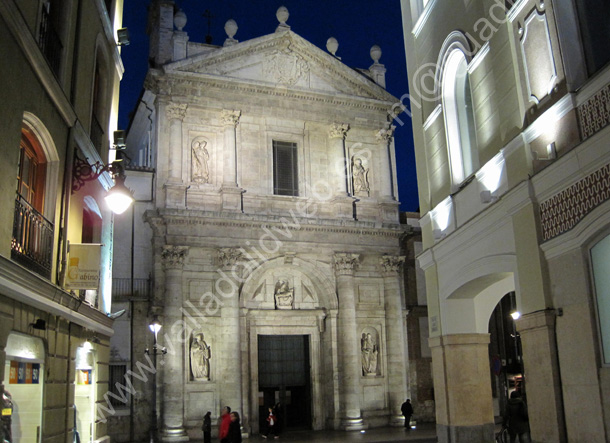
[340,417,366,431]
[331,196,356,220]
[164,183,187,208]
[160,427,189,442]
[436,422,494,443]
[221,186,243,212]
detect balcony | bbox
[11,195,54,280]
[112,277,151,299]
[38,7,62,78]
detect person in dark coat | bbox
[503,391,530,443]
[202,411,212,443]
[227,411,242,443]
[401,398,414,429]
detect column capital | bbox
[329,122,350,139]
[221,109,241,127]
[375,124,395,143]
[380,255,405,274]
[162,245,189,270]
[333,253,360,275]
[217,247,243,269]
[166,102,188,121]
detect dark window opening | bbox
[273,141,298,196]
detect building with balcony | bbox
[0,0,125,441]
[402,0,610,441]
[109,2,428,440]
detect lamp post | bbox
[146,316,165,443]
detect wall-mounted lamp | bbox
[30,319,47,330]
[117,28,130,46]
[510,310,521,320]
[480,190,498,204]
[113,130,126,148]
[72,152,134,215]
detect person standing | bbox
[262,406,278,439]
[218,406,231,443]
[401,398,414,430]
[503,391,530,443]
[202,411,211,443]
[227,411,242,443]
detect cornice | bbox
[148,209,403,239]
[151,72,393,113]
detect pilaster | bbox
[165,103,188,209]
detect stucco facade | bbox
[402,0,610,442]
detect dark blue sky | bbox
[119,0,418,212]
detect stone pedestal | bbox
[331,196,355,220]
[429,333,494,443]
[221,186,243,212]
[334,253,364,430]
[517,310,566,443]
[380,256,407,425]
[160,246,189,441]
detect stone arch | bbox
[240,256,337,310]
[441,254,518,334]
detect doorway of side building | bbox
[74,343,96,442]
[488,292,525,422]
[257,335,312,432]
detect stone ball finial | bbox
[224,19,238,39]
[276,6,289,25]
[174,9,187,31]
[370,45,382,64]
[326,37,339,56]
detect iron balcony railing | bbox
[38,7,62,78]
[112,278,152,298]
[11,195,54,280]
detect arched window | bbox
[18,126,47,213]
[442,47,479,188]
[591,234,610,365]
[91,43,109,154]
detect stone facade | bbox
[402,0,610,441]
[111,2,424,441]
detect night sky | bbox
[118,0,418,212]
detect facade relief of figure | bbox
[192,138,210,183]
[190,333,211,380]
[361,332,379,375]
[274,279,294,309]
[352,157,370,197]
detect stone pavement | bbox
[259,423,437,442]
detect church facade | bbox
[110,2,420,440]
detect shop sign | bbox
[65,243,102,290]
[9,361,40,384]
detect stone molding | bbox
[379,255,405,274]
[329,122,350,139]
[333,253,360,275]
[161,245,189,269]
[217,247,243,269]
[220,109,241,127]
[165,102,188,121]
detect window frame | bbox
[272,140,299,197]
[590,233,610,366]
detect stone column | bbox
[166,103,188,183]
[380,255,408,425]
[375,125,395,200]
[217,248,244,422]
[160,245,189,442]
[329,123,354,219]
[220,110,243,212]
[429,333,494,443]
[517,310,566,442]
[221,109,241,187]
[334,253,364,430]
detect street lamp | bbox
[146,316,166,443]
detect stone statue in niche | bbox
[190,333,211,380]
[352,157,370,197]
[191,138,210,183]
[274,279,294,309]
[361,332,379,375]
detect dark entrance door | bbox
[258,335,311,431]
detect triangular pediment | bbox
[164,30,394,102]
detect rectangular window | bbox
[108,364,128,407]
[273,141,298,196]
